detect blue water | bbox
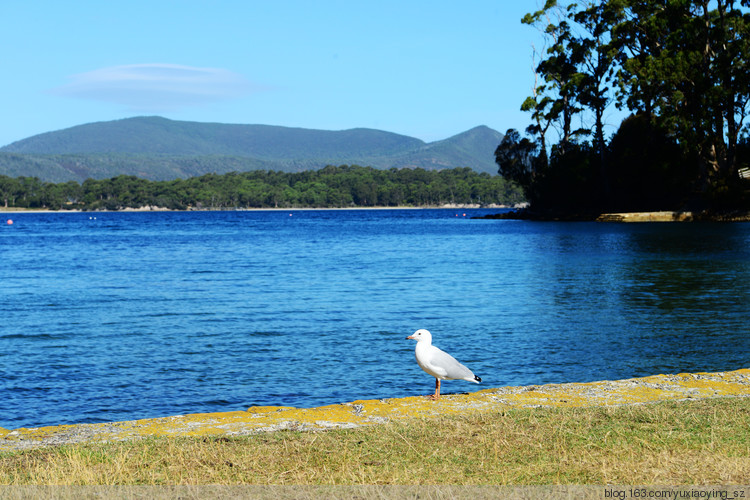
[2,209,750,428]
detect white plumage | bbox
[406,329,481,399]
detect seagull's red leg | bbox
[427,378,441,400]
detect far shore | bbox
[0,203,517,214]
[4,206,750,222]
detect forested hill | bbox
[0,117,504,182]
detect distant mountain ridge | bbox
[0,116,504,182]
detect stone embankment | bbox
[596,211,750,222]
[477,210,750,221]
[596,212,696,222]
[2,369,749,452]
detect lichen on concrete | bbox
[596,211,696,222]
[2,368,749,452]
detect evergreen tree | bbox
[512,0,750,214]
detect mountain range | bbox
[0,116,504,182]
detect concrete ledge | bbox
[596,211,695,222]
[2,368,750,452]
[597,211,750,222]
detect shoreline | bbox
[2,368,749,452]
[476,209,750,222]
[0,204,514,215]
[7,207,749,221]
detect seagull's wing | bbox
[426,346,476,381]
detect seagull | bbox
[406,329,481,400]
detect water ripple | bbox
[1,210,750,427]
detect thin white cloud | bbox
[51,63,261,111]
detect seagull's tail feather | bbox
[474,375,481,383]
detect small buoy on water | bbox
[6,219,13,225]
[289,213,293,216]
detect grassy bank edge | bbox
[1,396,749,485]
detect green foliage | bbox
[494,129,546,202]
[514,0,750,215]
[606,114,695,211]
[0,166,525,211]
[536,142,600,214]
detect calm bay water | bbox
[2,209,750,428]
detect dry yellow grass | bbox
[2,397,750,485]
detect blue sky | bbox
[1,1,543,147]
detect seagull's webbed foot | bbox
[425,378,441,400]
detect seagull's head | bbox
[406,328,432,343]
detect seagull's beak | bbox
[406,334,415,340]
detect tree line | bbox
[498,0,750,216]
[0,165,524,211]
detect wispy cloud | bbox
[51,63,261,111]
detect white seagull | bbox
[406,329,481,400]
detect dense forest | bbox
[0,165,524,211]
[497,0,750,216]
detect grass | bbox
[2,397,750,485]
